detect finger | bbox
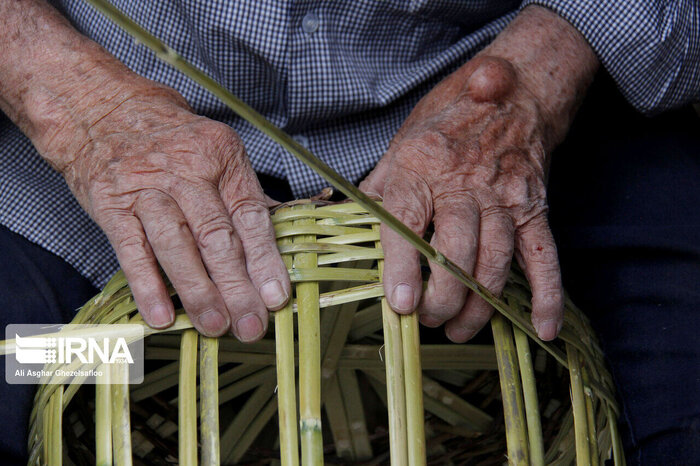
[358,151,392,197]
[445,210,514,342]
[102,211,174,329]
[515,214,563,341]
[219,162,291,313]
[418,196,480,327]
[381,169,432,314]
[135,191,231,338]
[175,183,272,342]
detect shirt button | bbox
[301,12,320,34]
[294,134,309,147]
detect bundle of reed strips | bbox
[0,200,623,466]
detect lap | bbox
[549,74,700,465]
[0,225,98,465]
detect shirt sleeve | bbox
[520,0,700,115]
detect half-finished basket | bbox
[22,200,622,465]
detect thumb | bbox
[359,153,392,197]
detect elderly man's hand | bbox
[360,6,598,342]
[0,0,290,340]
[56,86,290,339]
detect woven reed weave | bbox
[19,200,622,465]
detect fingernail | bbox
[391,283,415,312]
[536,320,560,341]
[235,313,264,342]
[149,304,173,328]
[198,310,228,336]
[447,327,477,343]
[260,279,288,310]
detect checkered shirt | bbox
[1,0,698,288]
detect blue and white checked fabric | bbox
[1,0,698,288]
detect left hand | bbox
[360,6,599,342]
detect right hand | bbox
[58,84,290,340]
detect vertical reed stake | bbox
[401,313,426,465]
[276,227,300,466]
[179,329,198,465]
[376,225,408,465]
[295,205,323,464]
[96,365,112,465]
[200,335,220,465]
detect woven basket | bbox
[21,200,622,465]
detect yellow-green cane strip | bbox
[513,325,545,466]
[581,365,601,466]
[401,313,426,466]
[199,336,220,466]
[178,329,198,466]
[491,313,529,465]
[95,366,113,466]
[275,229,301,466]
[46,386,63,466]
[375,225,409,466]
[567,344,591,466]
[607,403,626,465]
[111,352,133,466]
[294,206,324,465]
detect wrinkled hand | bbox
[361,55,563,342]
[361,6,598,343]
[58,85,290,340]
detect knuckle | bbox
[179,281,218,306]
[479,243,512,271]
[195,217,235,250]
[150,221,189,245]
[435,224,478,255]
[245,246,281,278]
[217,278,256,300]
[533,289,564,315]
[115,232,148,254]
[387,204,426,233]
[231,202,272,239]
[204,121,243,152]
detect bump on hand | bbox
[466,56,518,103]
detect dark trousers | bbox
[548,74,700,464]
[1,77,698,465]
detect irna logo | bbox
[14,334,134,365]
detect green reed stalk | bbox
[401,313,426,466]
[179,329,198,466]
[491,314,529,465]
[513,325,544,466]
[294,206,323,465]
[95,365,112,466]
[376,225,408,465]
[275,227,300,466]
[200,336,220,465]
[567,344,591,466]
